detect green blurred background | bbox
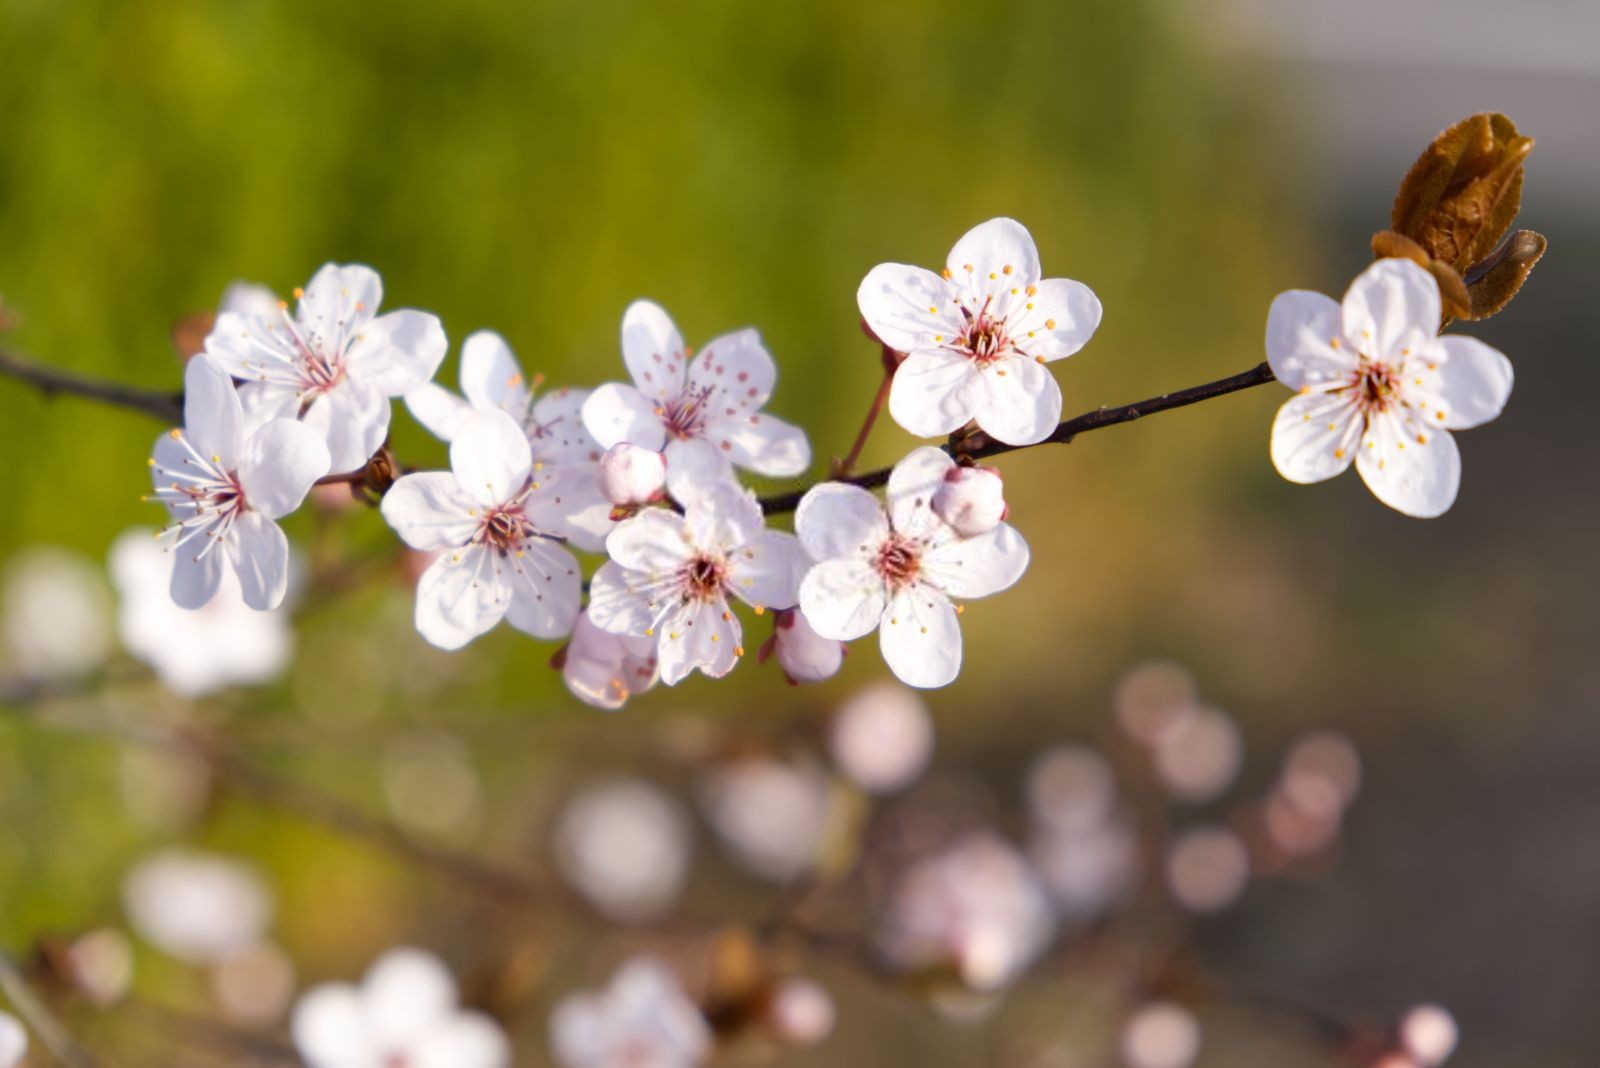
[0,0,1594,1065]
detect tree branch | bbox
[756,362,1277,514]
[0,345,182,424]
[0,947,97,1068]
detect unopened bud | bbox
[599,443,667,507]
[931,465,1006,537]
[772,608,845,685]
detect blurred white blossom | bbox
[213,941,296,1026]
[767,977,836,1046]
[698,756,831,883]
[0,1012,24,1068]
[1165,826,1250,914]
[829,682,933,794]
[122,849,272,964]
[1401,1004,1459,1066]
[549,958,710,1068]
[1121,1002,1201,1068]
[1,546,112,679]
[554,779,692,923]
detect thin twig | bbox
[0,346,182,424]
[0,948,97,1068]
[756,362,1277,514]
[831,367,894,479]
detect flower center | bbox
[874,533,921,591]
[680,553,726,601]
[150,430,252,555]
[958,298,1011,365]
[476,503,535,554]
[659,386,715,440]
[1353,358,1400,414]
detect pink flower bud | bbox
[598,444,666,507]
[931,465,1006,537]
[772,608,845,685]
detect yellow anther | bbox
[753,605,765,615]
[1334,448,1345,459]
[1435,410,1445,420]
[734,645,745,657]
[934,335,943,342]
[1329,337,1340,349]
[645,628,654,636]
[954,604,965,615]
[1025,284,1037,297]
[1002,264,1013,275]
[293,286,305,300]
[928,306,937,314]
[721,610,731,621]
[964,263,974,272]
[1045,318,1056,330]
[1416,434,1427,444]
[168,428,182,439]
[277,299,289,311]
[1035,356,1046,364]
[988,272,997,280]
[941,268,952,280]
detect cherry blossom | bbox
[931,464,1007,537]
[148,358,328,611]
[829,682,933,794]
[381,408,583,650]
[109,528,294,697]
[1,547,112,680]
[795,447,1029,689]
[548,958,710,1068]
[765,607,846,685]
[405,329,611,549]
[122,849,272,965]
[858,217,1102,445]
[554,778,692,923]
[587,480,807,685]
[292,947,509,1068]
[0,1013,23,1068]
[597,443,667,509]
[559,610,660,709]
[1267,258,1514,517]
[580,300,810,484]
[204,262,447,473]
[698,756,831,883]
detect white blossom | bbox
[292,947,509,1068]
[829,682,933,794]
[796,447,1029,689]
[768,607,846,685]
[931,465,1006,537]
[109,528,294,697]
[554,778,692,923]
[0,1012,24,1068]
[122,849,272,965]
[405,329,611,550]
[588,481,807,685]
[1267,257,1513,518]
[549,958,710,1068]
[580,300,810,485]
[560,610,660,709]
[205,262,447,473]
[598,443,667,509]
[381,409,583,650]
[858,217,1101,445]
[1400,1004,1459,1066]
[698,756,831,883]
[1122,1002,1201,1068]
[1,547,112,679]
[149,357,330,611]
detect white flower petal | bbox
[381,473,480,551]
[682,480,765,553]
[857,262,963,354]
[726,530,808,610]
[291,984,373,1068]
[230,512,289,611]
[299,263,382,337]
[458,329,530,418]
[687,327,775,407]
[1270,391,1362,484]
[1007,278,1102,362]
[1265,290,1356,388]
[169,540,226,610]
[237,419,331,520]
[962,356,1061,446]
[0,1012,23,1068]
[586,560,659,637]
[562,612,658,709]
[621,299,688,402]
[946,217,1042,291]
[527,464,613,554]
[450,409,533,508]
[183,358,244,467]
[888,350,976,438]
[1342,259,1439,364]
[349,309,449,396]
[1435,335,1513,430]
[798,559,886,642]
[663,436,730,490]
[1355,409,1461,518]
[302,379,391,474]
[655,599,739,685]
[502,541,582,640]
[709,411,810,478]
[795,482,888,561]
[414,547,512,650]
[582,382,668,452]
[529,386,602,466]
[405,382,475,443]
[879,586,962,689]
[412,1011,511,1068]
[886,446,957,532]
[605,508,692,574]
[922,523,1029,599]
[363,947,458,1050]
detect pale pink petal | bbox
[168,540,225,610]
[348,309,448,396]
[586,561,660,637]
[682,480,765,553]
[798,559,886,642]
[888,350,976,438]
[405,383,475,443]
[707,410,810,478]
[655,598,739,685]
[303,379,391,474]
[1270,391,1361,484]
[363,947,457,1051]
[663,436,730,490]
[886,446,957,533]
[962,356,1061,446]
[562,612,657,709]
[527,464,613,554]
[298,263,381,337]
[414,547,512,649]
[381,473,479,551]
[946,217,1042,318]
[686,328,775,409]
[529,386,602,466]
[1006,277,1102,362]
[582,382,668,453]
[856,262,962,354]
[921,523,1029,599]
[237,419,331,519]
[795,483,888,562]
[1355,409,1461,518]
[412,1011,511,1068]
[1342,259,1439,364]
[605,508,692,574]
[229,512,289,611]
[502,541,583,640]
[1435,335,1513,430]
[182,358,244,468]
[291,984,373,1068]
[1265,290,1356,388]
[450,409,533,508]
[621,300,688,402]
[725,530,808,610]
[879,586,962,688]
[458,330,531,418]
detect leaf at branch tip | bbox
[1370,230,1472,322]
[1463,229,1547,321]
[1391,113,1534,272]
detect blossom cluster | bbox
[131,218,1513,703]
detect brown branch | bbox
[756,362,1277,514]
[0,346,182,424]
